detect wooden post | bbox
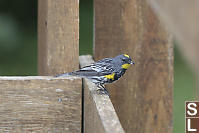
[37,1,81,132]
[38,0,79,75]
[94,0,173,133]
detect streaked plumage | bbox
[56,54,135,95]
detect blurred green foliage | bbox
[174,45,196,133]
[0,0,196,132]
[80,0,93,55]
[0,0,37,75]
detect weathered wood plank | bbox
[94,1,173,133]
[0,76,81,133]
[38,0,79,75]
[79,55,125,133]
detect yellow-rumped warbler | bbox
[56,54,135,95]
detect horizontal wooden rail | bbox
[0,76,81,132]
[79,55,125,133]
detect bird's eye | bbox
[122,58,126,61]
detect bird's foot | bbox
[97,88,110,97]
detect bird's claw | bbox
[97,88,110,97]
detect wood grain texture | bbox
[0,76,81,133]
[94,1,173,133]
[38,0,79,75]
[79,55,125,133]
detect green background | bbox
[0,0,196,132]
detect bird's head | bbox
[115,54,135,69]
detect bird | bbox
[55,54,135,95]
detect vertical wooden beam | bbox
[94,0,173,133]
[38,0,79,75]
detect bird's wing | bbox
[73,58,115,77]
[92,58,115,73]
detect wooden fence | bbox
[0,0,173,132]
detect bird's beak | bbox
[130,61,135,65]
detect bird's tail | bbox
[55,71,85,78]
[54,72,73,77]
[55,70,97,78]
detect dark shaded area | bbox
[0,0,37,75]
[80,0,93,55]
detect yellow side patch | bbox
[122,63,131,69]
[124,54,130,58]
[104,73,115,80]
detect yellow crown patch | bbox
[124,54,130,58]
